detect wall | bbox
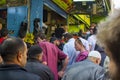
[7,6,27,36]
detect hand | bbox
[58,70,64,78]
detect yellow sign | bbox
[52,0,73,12]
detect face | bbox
[0,55,3,64]
[105,48,118,79]
[20,42,28,67]
[0,23,2,30]
[38,52,43,62]
[55,40,60,46]
[75,40,82,51]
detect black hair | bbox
[18,22,28,39]
[50,37,57,43]
[34,32,46,41]
[63,33,73,39]
[0,37,25,62]
[28,45,42,59]
[0,28,8,38]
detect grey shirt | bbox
[62,59,105,80]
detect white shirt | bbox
[87,35,97,51]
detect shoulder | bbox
[23,71,41,80]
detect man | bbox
[35,33,68,80]
[78,30,90,51]
[25,45,54,80]
[96,9,120,80]
[62,51,105,80]
[87,27,97,51]
[0,28,8,44]
[63,33,78,66]
[0,37,41,80]
[0,45,3,64]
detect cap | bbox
[88,51,101,60]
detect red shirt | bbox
[39,41,67,80]
[76,50,88,62]
[0,37,5,44]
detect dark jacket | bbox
[25,59,54,80]
[0,64,41,80]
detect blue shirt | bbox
[63,38,78,66]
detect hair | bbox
[34,32,46,41]
[63,33,73,40]
[18,22,28,39]
[97,9,120,80]
[50,37,57,43]
[27,45,42,59]
[78,29,83,37]
[0,28,8,38]
[0,37,25,62]
[75,38,84,46]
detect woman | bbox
[75,38,88,62]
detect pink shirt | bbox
[76,51,88,62]
[39,41,67,80]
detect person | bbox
[0,28,8,44]
[96,9,120,80]
[54,24,65,39]
[35,33,68,80]
[25,45,54,80]
[78,30,90,51]
[63,33,78,66]
[87,27,97,51]
[0,45,3,64]
[62,51,105,80]
[75,38,88,62]
[0,37,41,80]
[50,37,64,50]
[0,23,2,37]
[0,23,2,31]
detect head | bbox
[88,51,101,65]
[0,37,27,67]
[75,38,85,51]
[0,28,8,38]
[63,33,73,42]
[34,32,46,44]
[50,37,60,46]
[0,23,2,30]
[96,9,120,80]
[78,29,83,37]
[18,22,28,40]
[28,45,43,62]
[0,46,3,64]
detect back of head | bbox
[88,51,101,60]
[78,30,83,37]
[50,37,57,43]
[97,9,120,80]
[28,45,43,59]
[35,32,46,40]
[0,37,25,63]
[63,33,73,40]
[0,28,8,38]
[18,22,28,39]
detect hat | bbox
[88,51,101,60]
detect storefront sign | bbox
[52,0,73,13]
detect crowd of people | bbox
[0,9,120,80]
